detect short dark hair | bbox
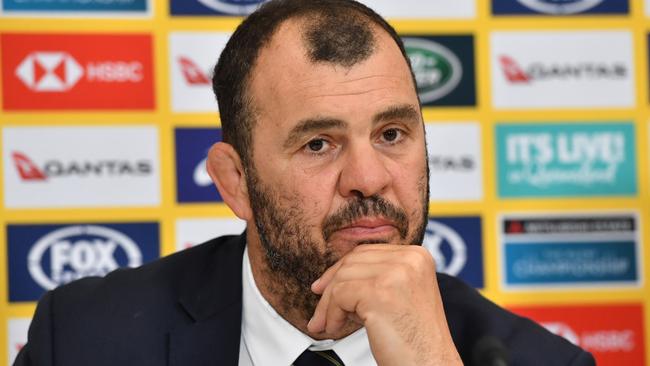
[212,0,413,169]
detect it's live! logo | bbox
[1,33,155,110]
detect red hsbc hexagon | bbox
[1,33,155,110]
[510,304,646,366]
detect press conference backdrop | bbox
[0,0,648,364]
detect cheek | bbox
[284,168,340,219]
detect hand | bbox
[307,244,462,366]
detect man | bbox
[16,1,595,365]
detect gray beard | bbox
[245,166,428,321]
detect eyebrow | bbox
[373,104,421,126]
[283,118,347,149]
[282,104,421,149]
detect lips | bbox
[332,217,398,242]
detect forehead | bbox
[247,19,419,131]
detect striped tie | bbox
[293,349,345,366]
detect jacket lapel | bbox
[169,234,247,366]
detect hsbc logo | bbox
[16,52,83,92]
[499,55,627,84]
[543,322,580,345]
[16,51,144,92]
[11,151,153,182]
[542,321,635,353]
[1,33,154,110]
[511,304,645,364]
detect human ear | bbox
[206,142,252,221]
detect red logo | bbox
[499,55,530,83]
[12,152,47,181]
[178,56,210,85]
[1,33,155,110]
[510,304,646,366]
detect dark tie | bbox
[293,349,345,366]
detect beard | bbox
[245,165,429,321]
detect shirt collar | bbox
[241,246,377,366]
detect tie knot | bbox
[293,349,344,366]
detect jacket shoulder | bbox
[437,273,595,366]
[15,234,244,366]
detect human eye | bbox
[378,127,406,145]
[302,137,332,155]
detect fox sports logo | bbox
[197,0,267,14]
[517,0,604,14]
[27,225,142,290]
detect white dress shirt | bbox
[239,246,378,366]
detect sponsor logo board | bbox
[425,122,482,201]
[7,222,159,302]
[170,0,266,15]
[492,0,628,15]
[496,122,637,198]
[175,128,223,203]
[176,218,246,251]
[402,35,475,107]
[169,32,230,113]
[1,33,154,110]
[491,31,634,109]
[1,0,149,16]
[8,318,30,365]
[3,126,160,208]
[358,0,475,18]
[500,212,641,290]
[423,217,483,288]
[510,304,646,365]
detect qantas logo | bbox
[15,51,144,92]
[13,152,47,181]
[499,55,627,84]
[11,151,153,182]
[178,56,211,85]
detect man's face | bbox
[246,20,428,318]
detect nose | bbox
[338,142,392,199]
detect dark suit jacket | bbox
[15,234,595,366]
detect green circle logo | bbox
[404,38,462,104]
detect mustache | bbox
[322,195,409,241]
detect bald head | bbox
[301,10,376,67]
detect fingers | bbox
[311,244,409,294]
[308,263,388,333]
[308,244,437,336]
